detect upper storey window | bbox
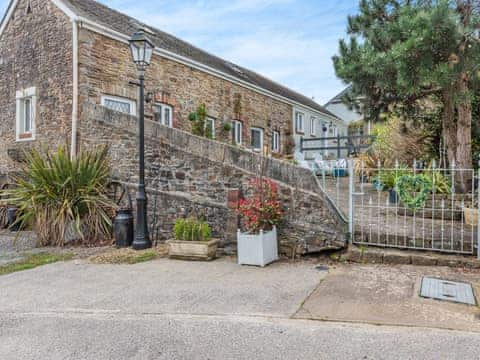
[16,87,36,141]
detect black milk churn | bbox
[114,209,134,248]
[7,207,20,232]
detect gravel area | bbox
[0,229,112,265]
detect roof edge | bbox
[78,17,340,121]
[0,0,340,121]
[0,0,78,40]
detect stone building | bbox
[0,0,341,172]
[0,0,348,253]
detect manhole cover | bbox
[420,277,476,305]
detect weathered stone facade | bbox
[77,30,293,155]
[0,0,73,172]
[80,103,347,255]
[0,0,347,255]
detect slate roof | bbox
[324,86,353,106]
[59,0,338,119]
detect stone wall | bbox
[77,29,293,156]
[80,103,347,255]
[0,0,73,172]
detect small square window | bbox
[205,117,215,139]
[154,103,174,127]
[295,112,304,133]
[16,87,36,141]
[272,131,280,153]
[101,95,136,115]
[251,127,264,152]
[232,120,242,145]
[310,117,316,136]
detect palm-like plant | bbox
[1,146,115,246]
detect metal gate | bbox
[343,160,480,257]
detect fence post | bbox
[337,133,341,159]
[348,159,354,243]
[477,166,480,259]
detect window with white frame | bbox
[251,127,264,152]
[232,120,242,145]
[154,103,173,127]
[272,131,280,153]
[16,87,36,141]
[295,111,304,133]
[101,95,136,115]
[310,117,316,136]
[205,117,215,139]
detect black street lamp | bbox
[129,30,154,250]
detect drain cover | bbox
[420,277,476,305]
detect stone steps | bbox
[342,245,480,268]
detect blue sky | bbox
[0,0,359,104]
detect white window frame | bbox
[295,111,304,133]
[205,117,215,139]
[250,127,264,152]
[310,117,316,136]
[232,120,243,145]
[101,94,136,116]
[154,103,173,127]
[16,87,36,142]
[272,131,280,153]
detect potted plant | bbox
[378,167,411,204]
[167,218,219,261]
[237,178,283,267]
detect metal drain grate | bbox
[420,277,476,305]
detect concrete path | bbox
[297,263,480,332]
[0,258,322,317]
[1,258,480,359]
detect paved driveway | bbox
[0,257,322,317]
[1,258,480,359]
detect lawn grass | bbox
[0,252,74,276]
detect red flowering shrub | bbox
[237,178,283,233]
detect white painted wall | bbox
[325,102,363,125]
[292,106,348,161]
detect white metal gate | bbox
[345,160,480,256]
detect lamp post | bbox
[129,30,154,250]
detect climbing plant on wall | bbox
[189,104,212,139]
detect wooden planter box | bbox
[237,227,278,267]
[166,239,219,261]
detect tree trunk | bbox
[442,89,457,168]
[455,76,473,193]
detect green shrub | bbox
[173,218,212,242]
[420,170,451,194]
[1,146,115,247]
[376,167,412,190]
[190,104,208,137]
[222,123,232,132]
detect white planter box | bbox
[237,226,278,267]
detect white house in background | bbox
[324,86,370,134]
[292,104,347,161]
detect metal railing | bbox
[347,160,479,256]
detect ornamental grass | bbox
[1,146,115,247]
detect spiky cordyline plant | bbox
[2,146,115,246]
